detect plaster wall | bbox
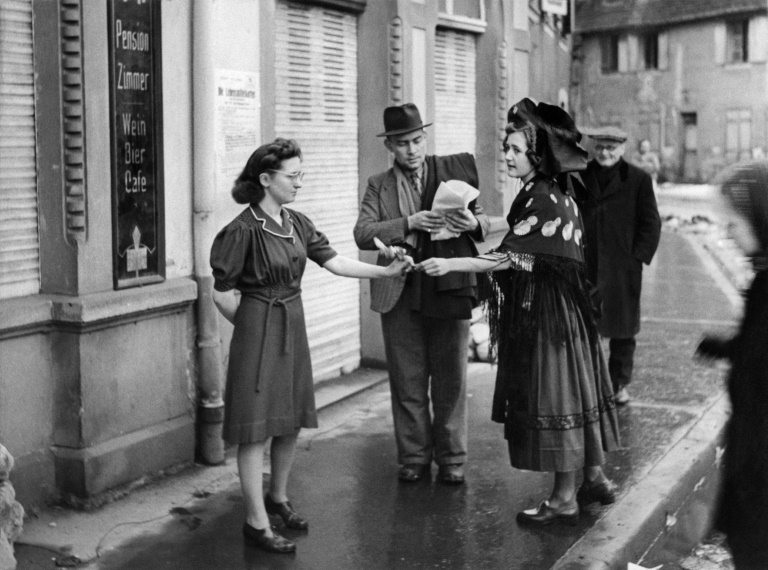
[162,1,195,280]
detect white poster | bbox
[214,69,260,193]
[542,0,568,16]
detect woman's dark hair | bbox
[504,119,543,167]
[231,138,302,204]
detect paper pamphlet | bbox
[430,180,480,241]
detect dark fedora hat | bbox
[377,103,432,137]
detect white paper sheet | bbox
[430,179,480,241]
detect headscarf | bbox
[507,98,588,179]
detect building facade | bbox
[572,0,768,182]
[0,0,572,507]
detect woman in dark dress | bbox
[696,160,768,569]
[419,99,620,525]
[210,138,411,553]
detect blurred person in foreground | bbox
[419,99,620,525]
[210,138,412,554]
[696,160,768,569]
[354,103,489,485]
[575,127,661,406]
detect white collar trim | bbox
[250,206,296,243]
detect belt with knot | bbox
[243,288,302,393]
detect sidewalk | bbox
[13,229,739,570]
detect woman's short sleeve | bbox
[297,212,337,267]
[210,222,248,292]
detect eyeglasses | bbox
[268,169,305,183]
[594,144,620,152]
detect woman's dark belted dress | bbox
[210,205,337,444]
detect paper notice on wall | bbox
[542,0,568,16]
[214,69,261,194]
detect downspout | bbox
[192,0,225,465]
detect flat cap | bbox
[580,125,627,143]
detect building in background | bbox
[0,0,573,507]
[571,0,768,182]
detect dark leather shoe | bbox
[614,387,630,406]
[242,523,296,553]
[398,463,429,483]
[516,501,579,526]
[438,464,465,485]
[576,478,618,506]
[264,494,308,530]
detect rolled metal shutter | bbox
[434,28,477,156]
[274,1,360,381]
[0,0,39,299]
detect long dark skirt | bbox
[492,294,621,472]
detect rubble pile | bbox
[0,445,24,570]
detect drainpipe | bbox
[192,0,225,465]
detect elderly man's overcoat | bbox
[575,158,661,338]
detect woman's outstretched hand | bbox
[384,256,415,277]
[418,257,451,276]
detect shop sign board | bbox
[542,0,568,16]
[108,0,165,288]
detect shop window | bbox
[726,110,752,161]
[601,34,619,73]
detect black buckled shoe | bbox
[576,478,618,506]
[264,494,309,530]
[398,463,430,483]
[242,523,296,553]
[516,501,579,526]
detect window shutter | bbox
[627,33,638,71]
[714,23,726,64]
[274,1,361,380]
[749,16,767,62]
[0,0,40,299]
[434,28,477,156]
[658,31,669,70]
[618,35,629,72]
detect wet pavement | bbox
[14,223,740,570]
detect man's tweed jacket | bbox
[354,153,490,314]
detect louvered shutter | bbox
[749,16,767,62]
[434,28,477,156]
[0,0,39,299]
[714,23,726,65]
[658,31,669,70]
[274,1,360,381]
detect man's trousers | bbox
[380,295,469,466]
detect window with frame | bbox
[726,19,748,63]
[642,31,659,69]
[726,110,752,161]
[601,34,619,73]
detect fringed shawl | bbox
[485,252,598,364]
[483,174,598,364]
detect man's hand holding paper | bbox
[430,180,480,240]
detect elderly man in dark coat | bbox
[354,103,489,485]
[574,126,661,405]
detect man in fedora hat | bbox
[574,126,661,406]
[354,103,489,485]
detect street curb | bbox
[552,391,729,570]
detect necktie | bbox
[410,172,423,197]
